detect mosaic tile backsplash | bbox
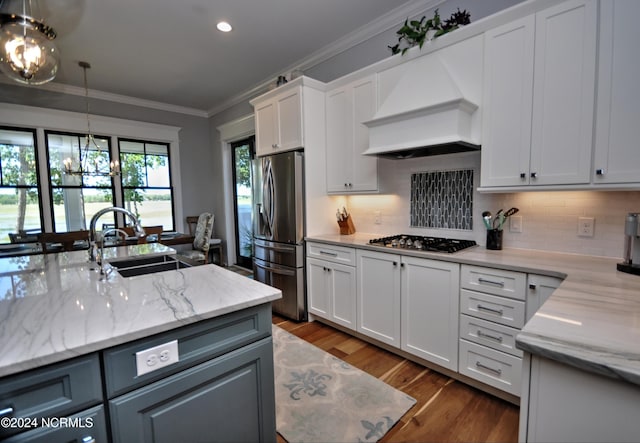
[410,169,473,230]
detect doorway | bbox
[231,137,254,269]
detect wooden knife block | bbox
[337,215,356,235]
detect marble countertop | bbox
[0,245,281,377]
[307,233,640,386]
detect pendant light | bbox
[0,0,59,85]
[63,61,121,177]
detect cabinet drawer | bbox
[461,265,526,300]
[0,354,102,440]
[459,314,522,357]
[307,242,356,266]
[460,289,525,329]
[459,339,522,396]
[103,303,271,398]
[2,405,108,443]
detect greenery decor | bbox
[388,8,471,55]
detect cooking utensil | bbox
[493,209,503,229]
[482,211,492,230]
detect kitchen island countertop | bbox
[307,233,640,386]
[0,245,281,377]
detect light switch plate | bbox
[135,339,179,376]
[578,217,595,237]
[509,215,523,233]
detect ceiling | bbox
[7,0,425,115]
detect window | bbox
[45,131,115,232]
[119,139,174,231]
[0,127,42,243]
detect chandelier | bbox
[63,61,121,177]
[0,0,59,85]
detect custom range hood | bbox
[363,50,480,159]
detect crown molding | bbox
[0,76,209,118]
[206,0,445,117]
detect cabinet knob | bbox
[530,172,538,179]
[529,283,537,290]
[520,173,526,179]
[392,261,398,267]
[400,263,405,268]
[348,183,353,188]
[344,183,348,188]
[596,168,605,176]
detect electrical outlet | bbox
[509,215,523,233]
[578,217,595,237]
[135,340,179,376]
[374,210,381,224]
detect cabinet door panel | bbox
[481,15,535,187]
[329,262,356,329]
[530,0,596,185]
[109,338,275,443]
[594,0,640,184]
[356,250,400,346]
[350,77,378,191]
[277,89,303,151]
[255,100,277,156]
[401,257,460,371]
[325,87,352,192]
[307,258,330,318]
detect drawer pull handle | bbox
[477,330,503,343]
[0,407,14,417]
[476,361,502,375]
[319,251,338,257]
[477,305,504,316]
[478,277,505,287]
[82,437,96,443]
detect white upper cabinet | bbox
[593,0,640,185]
[325,75,378,193]
[253,85,303,156]
[481,0,597,188]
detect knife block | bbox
[337,215,356,235]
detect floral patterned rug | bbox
[272,325,416,442]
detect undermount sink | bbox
[109,255,191,278]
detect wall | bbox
[336,152,640,259]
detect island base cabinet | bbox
[109,337,276,443]
[522,355,640,443]
[2,405,108,443]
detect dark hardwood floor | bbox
[272,315,520,443]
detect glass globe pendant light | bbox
[0,0,59,85]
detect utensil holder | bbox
[486,229,503,250]
[337,215,356,235]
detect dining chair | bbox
[186,214,223,265]
[180,213,214,264]
[38,231,90,253]
[121,225,163,244]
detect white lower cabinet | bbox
[459,265,560,397]
[356,249,460,370]
[356,249,401,347]
[400,256,460,371]
[522,355,640,442]
[306,243,356,329]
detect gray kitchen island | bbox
[0,245,281,442]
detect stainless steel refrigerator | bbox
[252,150,306,321]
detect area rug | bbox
[272,325,416,442]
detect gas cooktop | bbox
[368,235,477,253]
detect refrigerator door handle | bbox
[254,261,296,276]
[261,158,275,239]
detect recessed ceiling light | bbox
[217,21,232,32]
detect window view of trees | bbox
[46,131,115,232]
[0,127,42,243]
[120,139,174,231]
[0,126,175,243]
